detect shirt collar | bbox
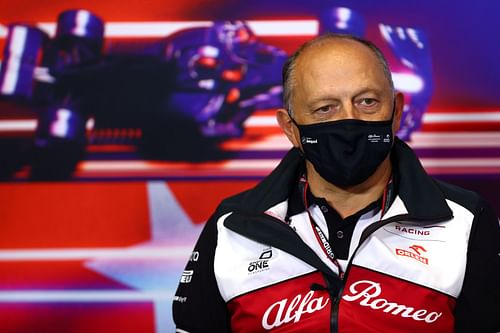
[286,161,399,222]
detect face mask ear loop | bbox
[288,113,300,127]
[389,99,397,146]
[389,98,397,122]
[287,113,306,157]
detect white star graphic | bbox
[85,181,203,332]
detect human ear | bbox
[276,108,301,148]
[392,92,405,134]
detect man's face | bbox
[275,38,404,188]
[291,39,395,126]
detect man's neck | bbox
[306,157,392,219]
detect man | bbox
[172,34,500,332]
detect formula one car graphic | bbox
[0,10,287,179]
[140,20,286,158]
[0,7,433,180]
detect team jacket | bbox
[173,139,500,333]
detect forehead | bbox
[293,38,390,97]
[296,38,382,73]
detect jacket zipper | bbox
[330,213,452,333]
[228,210,451,333]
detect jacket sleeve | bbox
[454,200,500,333]
[172,212,231,332]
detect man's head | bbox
[283,34,395,115]
[276,33,404,189]
[277,33,403,149]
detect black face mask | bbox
[291,110,394,187]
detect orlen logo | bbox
[395,244,429,265]
[342,280,442,323]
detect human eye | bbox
[358,98,378,107]
[309,101,339,120]
[315,105,333,113]
[355,97,382,115]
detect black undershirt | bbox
[305,189,382,260]
[286,164,398,261]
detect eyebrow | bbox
[352,88,385,98]
[305,87,385,108]
[306,96,338,109]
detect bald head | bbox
[282,34,394,115]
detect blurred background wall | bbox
[0,1,498,332]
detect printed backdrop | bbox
[0,1,499,332]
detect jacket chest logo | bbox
[342,280,442,323]
[395,244,429,265]
[247,247,272,274]
[261,290,329,330]
[384,223,447,242]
